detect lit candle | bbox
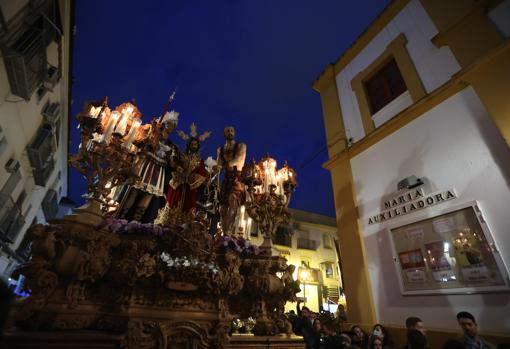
[246,217,252,238]
[123,119,141,149]
[123,106,134,118]
[114,114,129,136]
[89,106,102,118]
[265,168,270,193]
[239,205,245,223]
[240,220,246,238]
[101,111,120,142]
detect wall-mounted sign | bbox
[367,188,457,225]
[388,201,510,295]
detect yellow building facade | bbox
[313,0,510,345]
[250,208,344,314]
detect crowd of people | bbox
[287,301,508,349]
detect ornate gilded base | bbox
[3,332,305,349]
[229,334,305,349]
[8,212,300,349]
[154,204,196,226]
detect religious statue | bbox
[155,123,211,224]
[281,264,300,302]
[215,126,247,235]
[115,110,179,222]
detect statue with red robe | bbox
[155,123,211,225]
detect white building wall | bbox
[350,87,510,332]
[0,0,70,276]
[335,0,461,143]
[489,0,510,38]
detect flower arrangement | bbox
[160,252,219,274]
[97,217,179,236]
[214,236,260,255]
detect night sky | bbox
[69,0,390,217]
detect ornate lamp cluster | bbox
[241,155,297,253]
[69,98,144,213]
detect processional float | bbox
[7,95,304,349]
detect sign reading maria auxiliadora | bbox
[367,188,457,225]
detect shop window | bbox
[364,58,407,114]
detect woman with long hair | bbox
[372,324,395,349]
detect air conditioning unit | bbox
[42,188,58,221]
[42,101,61,124]
[2,25,47,100]
[27,123,56,169]
[5,158,20,173]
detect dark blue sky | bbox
[69,0,390,217]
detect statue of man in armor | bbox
[216,126,247,235]
[115,110,179,223]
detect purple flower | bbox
[236,238,247,249]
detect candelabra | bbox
[69,99,142,216]
[241,155,297,255]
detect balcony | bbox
[42,189,58,221]
[0,193,25,243]
[1,0,62,100]
[2,25,47,100]
[33,159,55,187]
[297,238,318,250]
[27,123,56,169]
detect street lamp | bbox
[299,268,310,306]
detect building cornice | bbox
[322,39,510,170]
[312,0,411,87]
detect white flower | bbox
[160,252,170,262]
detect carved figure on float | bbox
[215,126,247,236]
[155,123,211,225]
[115,94,180,223]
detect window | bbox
[0,193,25,243]
[33,159,55,187]
[351,34,426,135]
[273,226,292,247]
[16,190,27,210]
[322,262,335,279]
[297,237,317,250]
[0,168,22,196]
[27,123,56,170]
[42,189,58,221]
[301,259,311,268]
[16,217,37,261]
[2,25,47,100]
[364,58,407,114]
[323,233,332,249]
